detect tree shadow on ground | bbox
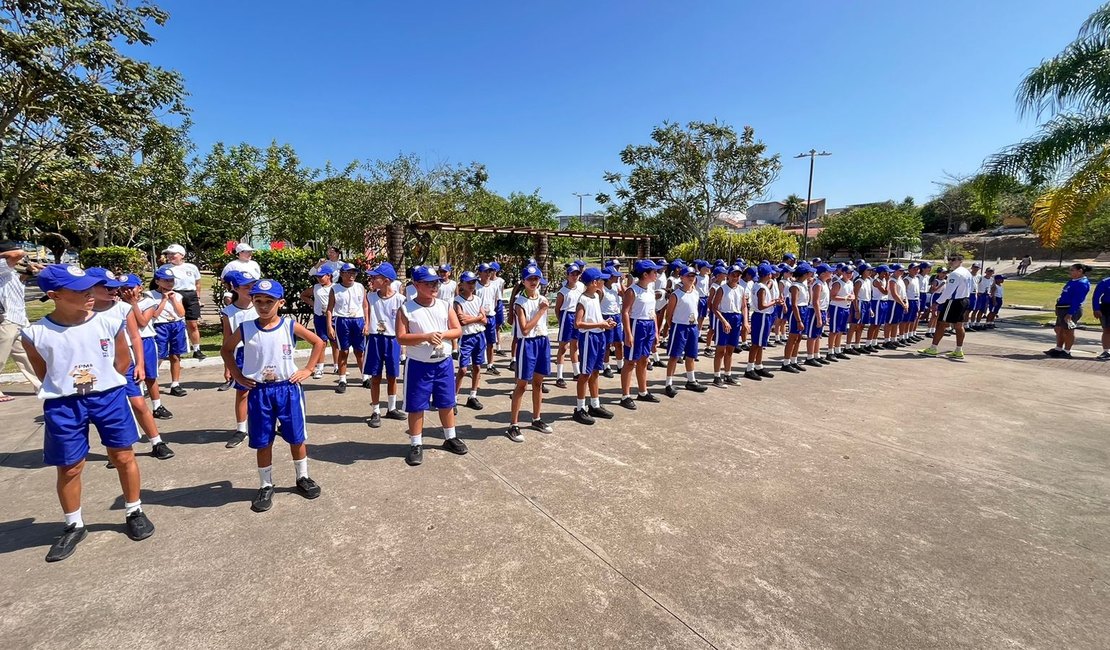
[0,450,108,470]
[0,518,124,555]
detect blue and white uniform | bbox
[807,279,829,339]
[695,273,711,320]
[310,282,334,343]
[750,282,775,347]
[576,292,608,374]
[241,316,307,449]
[149,290,187,359]
[667,287,700,360]
[906,275,921,322]
[600,283,623,347]
[366,290,404,377]
[875,277,894,325]
[490,275,506,329]
[624,284,658,361]
[402,298,455,412]
[222,302,259,391]
[854,276,874,324]
[136,295,160,381]
[97,302,143,397]
[828,278,852,334]
[789,281,813,337]
[477,280,500,347]
[454,293,487,369]
[557,280,585,343]
[331,282,366,352]
[513,292,551,380]
[891,277,908,323]
[714,282,745,349]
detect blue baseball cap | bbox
[338,262,357,273]
[681,265,697,276]
[312,267,331,277]
[633,259,664,276]
[38,265,105,292]
[814,263,834,274]
[117,273,142,288]
[795,263,815,274]
[874,265,891,274]
[728,264,743,275]
[249,279,284,299]
[857,263,873,272]
[695,259,709,269]
[575,259,587,268]
[714,259,725,266]
[712,265,728,276]
[565,263,581,274]
[438,264,452,273]
[85,267,124,288]
[996,274,1006,281]
[742,267,756,279]
[608,258,621,268]
[458,271,478,283]
[603,266,623,277]
[489,261,501,271]
[890,263,904,272]
[757,263,775,277]
[522,264,545,281]
[154,267,175,281]
[783,253,796,261]
[477,262,492,273]
[919,261,933,269]
[225,270,258,288]
[411,266,440,283]
[368,262,398,281]
[580,267,611,284]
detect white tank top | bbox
[490,276,505,302]
[892,277,907,301]
[856,277,873,302]
[514,293,549,338]
[331,283,366,318]
[136,296,158,338]
[437,280,457,303]
[312,283,331,316]
[695,273,710,298]
[222,303,259,349]
[628,284,656,320]
[830,279,852,308]
[653,276,668,310]
[875,278,893,302]
[813,279,830,310]
[769,279,781,303]
[671,288,699,324]
[148,290,183,323]
[96,303,135,363]
[600,284,621,315]
[241,317,299,383]
[791,281,810,307]
[24,314,128,399]
[559,281,584,313]
[402,297,451,362]
[577,293,604,329]
[717,283,745,314]
[368,291,404,336]
[754,283,776,314]
[454,294,486,336]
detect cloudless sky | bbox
[140,0,1100,216]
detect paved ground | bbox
[1,321,1108,649]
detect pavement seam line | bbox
[466,449,720,650]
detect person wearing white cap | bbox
[221,243,262,282]
[159,244,205,360]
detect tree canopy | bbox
[815,200,922,256]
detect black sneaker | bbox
[225,431,247,449]
[385,409,406,420]
[486,365,501,376]
[882,342,898,350]
[495,349,508,357]
[362,377,371,389]
[1044,348,1062,357]
[780,364,799,374]
[508,360,517,372]
[151,405,173,419]
[685,381,707,392]
[756,368,774,378]
[835,352,850,360]
[588,405,614,419]
[619,396,637,410]
[663,384,678,398]
[540,383,550,393]
[192,349,206,361]
[45,524,88,562]
[444,437,469,455]
[335,381,347,394]
[572,408,596,425]
[507,425,524,442]
[151,442,175,460]
[653,359,666,368]
[712,376,725,388]
[793,362,807,372]
[296,476,322,499]
[636,392,660,403]
[743,370,762,381]
[367,412,382,428]
[1097,351,1110,361]
[531,419,553,433]
[601,367,614,378]
[169,385,186,397]
[251,486,274,512]
[1059,350,1073,359]
[845,348,861,355]
[804,358,823,368]
[554,378,567,389]
[723,374,740,385]
[817,356,831,364]
[406,445,424,466]
[125,510,155,541]
[465,397,484,411]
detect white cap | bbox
[234,242,255,254]
[162,244,186,255]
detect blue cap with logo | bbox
[681,265,697,276]
[757,263,775,277]
[874,265,891,274]
[369,262,398,281]
[411,266,440,283]
[225,270,258,288]
[858,262,873,272]
[783,253,797,261]
[814,263,834,274]
[117,273,142,288]
[728,264,743,275]
[249,279,284,299]
[919,261,932,269]
[489,261,501,272]
[338,262,357,273]
[712,265,728,275]
[438,263,452,273]
[565,263,581,274]
[890,263,903,272]
[580,267,611,284]
[312,266,331,277]
[38,265,105,292]
[458,271,478,283]
[522,264,545,281]
[154,266,175,281]
[603,266,623,277]
[634,259,665,276]
[794,262,815,275]
[85,267,124,288]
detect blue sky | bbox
[145,0,1099,216]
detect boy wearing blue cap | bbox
[600,267,624,377]
[489,261,507,358]
[453,270,488,412]
[475,263,501,376]
[436,264,457,302]
[827,265,854,360]
[573,267,618,424]
[869,265,892,349]
[661,267,709,396]
[704,265,726,355]
[773,264,791,346]
[554,264,584,388]
[126,275,173,420]
[711,265,746,384]
[222,279,327,512]
[850,263,876,353]
[22,265,155,562]
[365,262,407,428]
[985,274,1005,329]
[220,270,258,448]
[508,264,553,441]
[397,266,467,466]
[904,264,923,343]
[782,264,814,372]
[695,261,711,351]
[745,263,778,379]
[619,260,663,408]
[969,268,994,331]
[298,266,338,379]
[885,266,908,349]
[325,263,368,393]
[806,264,832,365]
[150,267,188,397]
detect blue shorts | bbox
[805,308,824,339]
[233,347,250,392]
[495,301,506,328]
[484,320,498,346]
[558,311,577,343]
[990,297,1003,314]
[364,333,401,377]
[932,293,941,306]
[456,332,485,369]
[773,304,785,321]
[708,311,718,332]
[577,330,608,375]
[667,323,699,360]
[124,364,142,398]
[789,306,813,336]
[247,381,308,449]
[829,305,851,334]
[334,317,365,352]
[697,296,709,320]
[404,357,456,412]
[978,293,991,312]
[141,338,158,381]
[715,312,743,348]
[603,317,623,347]
[919,293,929,308]
[624,319,657,361]
[515,336,551,380]
[877,301,894,325]
[750,312,773,347]
[154,320,187,359]
[313,314,334,344]
[892,303,907,324]
[853,300,874,325]
[907,300,920,322]
[43,386,140,466]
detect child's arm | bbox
[325,289,337,340]
[20,335,48,384]
[396,308,432,346]
[620,288,635,346]
[291,321,325,383]
[361,291,371,336]
[443,304,463,342]
[171,293,185,318]
[113,327,131,376]
[873,279,887,296]
[125,310,145,383]
[758,287,773,312]
[812,286,824,327]
[710,287,727,330]
[298,286,314,306]
[221,326,253,388]
[791,285,802,321]
[454,302,482,327]
[519,299,548,334]
[220,314,234,380]
[574,301,604,331]
[554,291,564,314]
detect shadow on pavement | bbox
[308,440,408,465]
[0,450,108,470]
[0,518,123,555]
[110,480,261,510]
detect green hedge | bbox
[208,248,318,324]
[669,227,800,263]
[79,246,148,274]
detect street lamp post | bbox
[572,192,593,260]
[795,149,831,259]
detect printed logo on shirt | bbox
[99,338,110,354]
[262,366,278,383]
[70,365,97,395]
[281,344,292,359]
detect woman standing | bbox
[1046,263,1091,359]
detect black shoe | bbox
[845,348,861,355]
[335,381,347,394]
[465,396,484,410]
[835,353,850,360]
[817,356,832,364]
[251,486,274,512]
[723,374,740,385]
[169,385,186,397]
[685,380,708,392]
[192,349,206,361]
[226,431,247,449]
[151,405,173,419]
[495,350,508,357]
[362,377,371,389]
[619,397,637,410]
[296,476,321,499]
[486,365,501,376]
[531,419,553,433]
[1044,348,1062,357]
[1059,350,1073,359]
[636,392,660,403]
[653,359,666,368]
[793,362,807,371]
[444,437,469,455]
[712,376,726,388]
[367,412,382,428]
[507,425,524,442]
[125,510,155,541]
[554,378,567,389]
[743,370,762,381]
[151,442,175,460]
[756,368,775,378]
[882,342,898,350]
[508,360,517,372]
[588,405,614,419]
[406,445,424,466]
[780,364,799,374]
[804,359,823,368]
[602,367,614,378]
[573,408,596,425]
[45,524,87,562]
[663,384,678,398]
[385,409,406,420]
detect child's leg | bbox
[106,447,141,503]
[56,460,85,514]
[635,357,649,393]
[337,348,349,377]
[127,396,160,442]
[531,375,544,418]
[169,355,181,383]
[556,342,567,379]
[371,375,383,409]
[408,411,425,441]
[257,445,274,486]
[146,379,161,400]
[329,341,339,370]
[569,338,579,373]
[354,352,365,378]
[588,372,600,399]
[470,365,481,393]
[235,390,248,431]
[510,381,526,423]
[437,406,456,430]
[575,369,589,403]
[386,377,398,410]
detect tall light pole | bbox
[795,149,831,259]
[573,192,593,260]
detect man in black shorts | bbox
[160,244,205,360]
[919,254,973,360]
[1093,274,1110,360]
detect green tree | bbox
[816,201,922,257]
[668,226,798,263]
[0,0,188,237]
[779,194,806,226]
[597,120,781,257]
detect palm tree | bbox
[780,194,805,226]
[986,3,1110,246]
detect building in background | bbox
[558,213,606,229]
[745,198,826,226]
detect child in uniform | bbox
[870,265,893,349]
[298,267,338,379]
[807,264,833,365]
[453,271,488,412]
[661,266,708,397]
[600,266,624,378]
[150,267,187,397]
[711,265,745,385]
[326,263,368,393]
[508,264,553,441]
[885,265,908,349]
[745,263,778,380]
[475,263,501,376]
[554,263,583,388]
[695,260,712,354]
[221,270,258,448]
[619,260,664,409]
[826,264,854,361]
[365,262,407,428]
[130,275,172,419]
[849,263,875,354]
[489,261,507,358]
[572,267,617,424]
[783,264,814,373]
[986,274,1005,328]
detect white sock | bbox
[149,435,162,446]
[411,434,423,446]
[258,465,273,487]
[590,396,600,408]
[171,381,179,388]
[557,364,564,379]
[746,363,754,372]
[686,371,695,381]
[373,404,381,415]
[340,374,348,383]
[443,427,456,440]
[387,395,396,410]
[236,421,247,433]
[470,390,478,398]
[572,362,580,375]
[714,371,721,378]
[576,398,586,409]
[315,363,323,371]
[64,508,84,528]
[639,391,649,397]
[955,346,963,352]
[293,457,308,480]
[124,500,142,515]
[152,399,161,409]
[755,364,763,370]
[665,376,673,386]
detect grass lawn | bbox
[1001,267,1104,327]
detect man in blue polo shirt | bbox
[1092,274,1110,360]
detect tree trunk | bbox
[0,196,20,239]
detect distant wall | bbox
[921,233,1100,261]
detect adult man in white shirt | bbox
[919,253,973,360]
[159,244,206,360]
[220,243,262,280]
[0,241,43,401]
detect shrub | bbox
[207,248,318,324]
[79,246,148,274]
[925,241,975,262]
[668,227,799,263]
